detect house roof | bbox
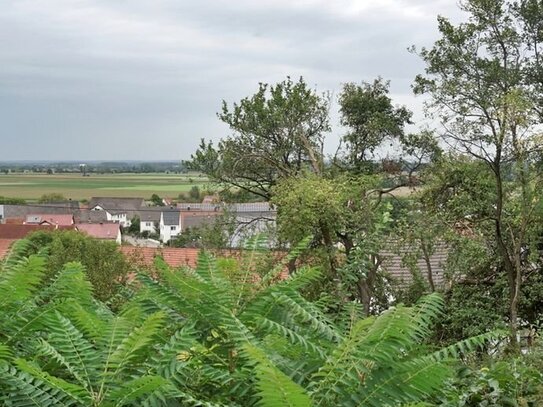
[2,203,79,219]
[181,212,220,230]
[121,246,200,268]
[25,214,74,226]
[0,239,16,259]
[0,224,73,239]
[177,203,221,211]
[137,207,162,222]
[88,197,144,214]
[76,223,120,240]
[74,210,109,224]
[162,210,180,226]
[379,242,449,289]
[228,202,275,213]
[119,246,290,281]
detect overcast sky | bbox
[0,0,465,161]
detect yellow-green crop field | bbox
[0,173,210,201]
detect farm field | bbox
[0,173,209,200]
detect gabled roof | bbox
[74,210,109,224]
[181,211,220,230]
[88,197,144,214]
[137,207,162,222]
[76,223,120,240]
[25,214,74,226]
[2,203,79,219]
[161,210,180,226]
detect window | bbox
[170,226,176,231]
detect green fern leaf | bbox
[244,344,312,407]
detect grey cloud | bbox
[0,0,464,160]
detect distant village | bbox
[0,195,447,289]
[0,195,276,246]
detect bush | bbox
[25,230,130,302]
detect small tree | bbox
[127,215,140,235]
[150,194,164,206]
[25,230,130,302]
[38,193,66,203]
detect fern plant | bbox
[0,237,502,406]
[131,242,503,406]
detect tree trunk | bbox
[421,243,435,292]
[319,221,337,277]
[494,162,519,349]
[357,255,381,316]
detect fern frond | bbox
[43,312,100,390]
[37,262,94,308]
[0,343,12,361]
[0,360,90,406]
[254,317,328,359]
[1,238,33,268]
[147,323,198,381]
[349,357,451,407]
[103,375,169,407]
[0,254,46,308]
[260,236,312,287]
[310,317,376,404]
[426,330,505,361]
[107,311,165,377]
[61,300,107,343]
[270,293,339,342]
[244,344,312,407]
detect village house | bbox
[159,209,181,243]
[138,207,162,235]
[76,223,122,244]
[88,197,144,227]
[24,214,74,226]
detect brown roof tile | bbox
[76,223,120,240]
[0,239,16,259]
[0,224,73,239]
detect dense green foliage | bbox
[0,239,504,406]
[23,230,130,302]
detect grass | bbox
[0,173,210,200]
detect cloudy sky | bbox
[0,0,464,161]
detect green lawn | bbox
[0,173,209,200]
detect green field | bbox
[0,173,209,200]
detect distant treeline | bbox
[0,161,187,174]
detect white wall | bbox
[159,213,181,243]
[140,220,156,234]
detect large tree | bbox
[335,78,413,174]
[413,0,543,346]
[189,77,330,199]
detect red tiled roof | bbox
[120,246,290,280]
[26,214,74,226]
[0,224,73,239]
[0,239,16,259]
[5,218,24,224]
[76,223,120,240]
[121,246,200,268]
